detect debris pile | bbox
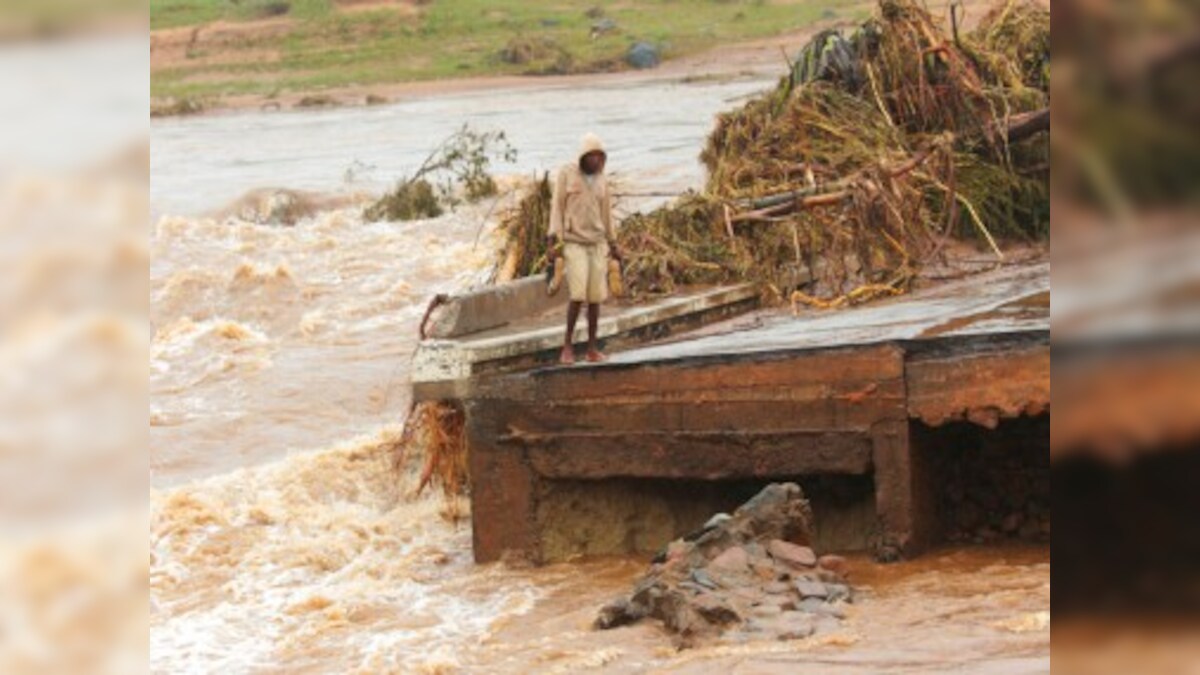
[595,483,854,648]
[499,0,1050,306]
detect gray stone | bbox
[693,483,814,556]
[709,546,750,575]
[693,593,741,626]
[768,539,817,568]
[691,568,720,590]
[627,42,660,69]
[825,583,852,603]
[794,580,829,599]
[798,597,846,619]
[703,512,732,530]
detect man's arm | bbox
[548,168,567,247]
[602,185,621,260]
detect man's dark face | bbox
[581,151,606,175]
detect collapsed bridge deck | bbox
[459,263,1050,563]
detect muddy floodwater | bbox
[150,71,1049,672]
[150,73,773,485]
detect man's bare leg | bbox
[561,300,583,364]
[585,302,606,362]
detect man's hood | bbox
[577,132,607,164]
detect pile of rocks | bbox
[594,483,853,647]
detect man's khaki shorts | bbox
[563,241,609,303]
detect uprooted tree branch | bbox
[365,124,518,222]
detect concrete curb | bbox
[426,275,565,339]
[412,284,758,395]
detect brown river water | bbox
[149,72,1049,673]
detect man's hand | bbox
[547,235,563,258]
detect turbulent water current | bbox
[149,72,1049,673]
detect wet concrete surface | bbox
[610,262,1049,366]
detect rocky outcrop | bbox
[595,483,853,647]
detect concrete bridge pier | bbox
[423,264,1051,564]
[461,331,1047,564]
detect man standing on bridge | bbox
[548,132,622,365]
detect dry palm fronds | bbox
[494,172,554,282]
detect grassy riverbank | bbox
[150,0,865,110]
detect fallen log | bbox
[736,143,939,212]
[1004,107,1050,143]
[732,191,850,223]
[731,142,940,220]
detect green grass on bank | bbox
[151,0,335,29]
[151,0,867,102]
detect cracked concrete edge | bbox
[411,284,757,385]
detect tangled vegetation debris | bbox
[397,400,468,498]
[498,0,1050,306]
